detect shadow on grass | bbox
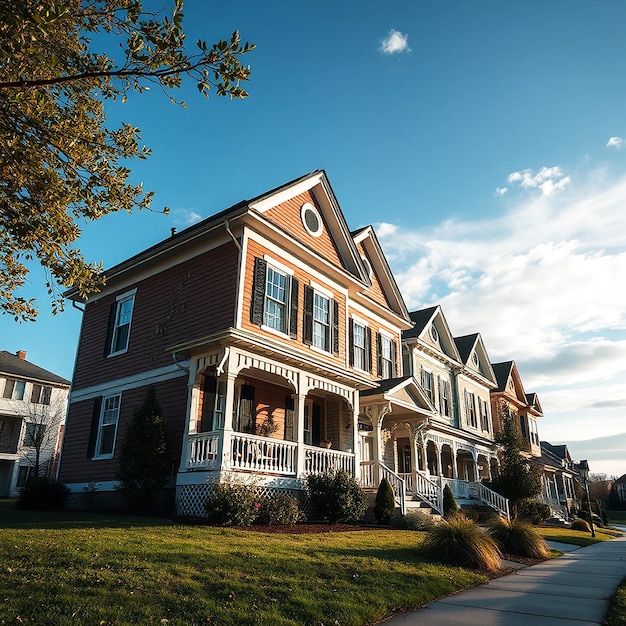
[0,499,174,530]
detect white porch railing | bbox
[188,432,220,469]
[230,433,297,474]
[474,482,510,520]
[539,494,569,520]
[414,471,444,515]
[360,461,406,515]
[304,445,354,476]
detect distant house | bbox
[538,442,579,516]
[615,474,626,503]
[0,350,70,497]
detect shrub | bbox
[204,475,260,527]
[391,510,436,531]
[571,517,591,532]
[488,517,550,558]
[517,499,551,525]
[18,477,69,510]
[420,513,502,571]
[306,470,367,524]
[374,478,396,525]
[442,484,458,518]
[256,493,301,526]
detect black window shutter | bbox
[365,326,372,372]
[251,257,267,326]
[104,302,117,357]
[303,284,314,345]
[87,397,102,458]
[376,332,382,378]
[348,318,354,366]
[391,340,398,377]
[289,277,299,338]
[332,299,340,356]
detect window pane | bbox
[3,380,14,399]
[99,424,116,456]
[112,296,134,353]
[264,267,288,333]
[14,381,25,400]
[312,293,330,350]
[31,384,42,404]
[353,323,366,370]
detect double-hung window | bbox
[95,394,121,458]
[353,322,366,370]
[251,257,298,338]
[312,292,330,351]
[31,384,52,405]
[3,379,25,400]
[466,391,477,428]
[378,334,395,379]
[439,378,451,417]
[264,266,289,334]
[422,370,434,402]
[24,422,44,447]
[479,399,489,432]
[111,294,134,354]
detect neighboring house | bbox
[58,170,444,516]
[490,361,542,458]
[538,441,580,518]
[615,474,626,503]
[0,350,70,497]
[399,306,507,515]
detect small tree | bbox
[116,388,171,512]
[442,484,458,518]
[488,402,541,517]
[608,484,625,511]
[15,391,66,479]
[374,478,396,525]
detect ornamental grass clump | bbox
[420,513,502,572]
[571,517,592,532]
[488,517,550,559]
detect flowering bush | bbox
[204,475,260,526]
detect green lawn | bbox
[0,503,486,626]
[536,526,616,547]
[606,577,626,625]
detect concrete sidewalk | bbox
[383,534,626,625]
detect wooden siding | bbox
[262,190,344,269]
[356,242,392,309]
[241,238,346,368]
[73,242,239,390]
[58,377,188,484]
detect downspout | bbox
[172,352,190,376]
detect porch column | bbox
[451,443,458,479]
[178,359,198,473]
[219,372,237,470]
[295,393,306,477]
[471,450,478,482]
[352,401,361,481]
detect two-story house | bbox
[0,350,70,497]
[398,306,507,516]
[58,170,442,516]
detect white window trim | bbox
[309,280,333,299]
[262,254,294,276]
[262,263,292,337]
[312,290,331,353]
[108,289,137,357]
[351,319,368,372]
[300,202,323,237]
[93,393,121,460]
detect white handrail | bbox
[474,482,510,520]
[187,432,220,469]
[303,445,355,475]
[359,461,406,515]
[231,433,297,474]
[414,472,443,515]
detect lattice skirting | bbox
[176,483,311,519]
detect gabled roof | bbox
[360,376,437,417]
[0,351,70,386]
[454,333,497,387]
[541,441,572,464]
[615,474,626,485]
[402,306,462,363]
[351,226,410,320]
[492,361,514,392]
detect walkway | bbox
[383,534,626,625]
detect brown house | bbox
[57,171,430,515]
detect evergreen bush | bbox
[488,517,550,558]
[420,513,502,571]
[256,493,301,526]
[17,477,69,510]
[374,478,396,525]
[517,499,551,525]
[204,475,261,526]
[306,470,367,524]
[442,484,458,518]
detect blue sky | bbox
[3,0,626,476]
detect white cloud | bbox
[172,208,203,227]
[506,166,571,196]
[380,30,411,55]
[606,136,624,149]
[376,166,626,440]
[495,187,508,196]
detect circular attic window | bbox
[429,325,439,342]
[361,255,373,278]
[472,352,479,367]
[301,203,323,237]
